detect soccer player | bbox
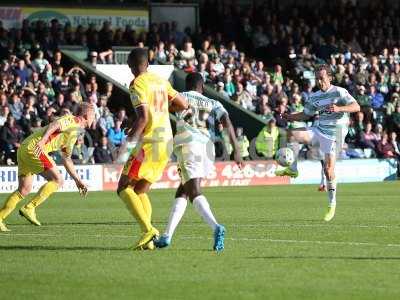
[154,72,243,251]
[0,103,95,232]
[117,48,187,250]
[276,65,360,221]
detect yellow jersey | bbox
[21,114,83,157]
[129,72,178,143]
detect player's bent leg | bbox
[155,184,188,249]
[0,176,33,232]
[323,154,337,222]
[185,179,226,252]
[20,168,62,226]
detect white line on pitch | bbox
[1,233,400,248]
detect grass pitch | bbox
[1,182,400,300]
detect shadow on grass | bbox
[0,245,129,251]
[0,245,211,252]
[247,256,400,260]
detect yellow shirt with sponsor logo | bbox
[129,72,178,143]
[21,114,83,156]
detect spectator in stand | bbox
[236,127,250,160]
[216,81,229,98]
[71,134,90,164]
[355,85,373,122]
[223,73,235,97]
[0,115,23,163]
[32,50,50,74]
[256,118,280,159]
[233,82,254,111]
[391,104,400,133]
[0,105,10,126]
[358,122,378,153]
[13,59,29,86]
[93,136,115,164]
[107,119,126,147]
[369,84,384,111]
[377,131,396,158]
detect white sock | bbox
[164,197,188,238]
[320,161,325,186]
[193,195,218,231]
[327,178,337,207]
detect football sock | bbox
[0,191,24,220]
[119,187,152,232]
[193,195,218,231]
[138,193,152,221]
[327,178,337,207]
[25,181,59,209]
[164,197,188,237]
[320,160,325,186]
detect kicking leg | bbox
[20,168,63,226]
[155,184,188,248]
[318,159,327,192]
[0,175,33,231]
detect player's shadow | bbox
[0,245,128,251]
[247,256,400,260]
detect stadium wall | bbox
[0,159,396,193]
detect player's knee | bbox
[53,176,64,187]
[18,185,32,197]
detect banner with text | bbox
[0,165,102,193]
[0,6,148,31]
[291,159,397,184]
[103,161,289,191]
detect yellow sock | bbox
[138,193,152,221]
[119,187,152,232]
[25,181,59,209]
[0,191,24,220]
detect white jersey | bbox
[174,91,228,146]
[304,85,356,138]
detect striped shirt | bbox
[174,91,227,146]
[304,85,356,138]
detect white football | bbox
[276,147,295,167]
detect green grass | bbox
[1,182,400,300]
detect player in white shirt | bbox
[276,65,360,221]
[154,73,243,251]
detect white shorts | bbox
[307,127,347,156]
[174,141,215,185]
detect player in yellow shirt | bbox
[117,48,187,250]
[0,103,95,232]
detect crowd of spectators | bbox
[1,0,400,165]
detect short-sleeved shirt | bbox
[129,72,178,143]
[174,91,228,146]
[21,114,83,157]
[304,85,356,138]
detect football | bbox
[276,147,295,167]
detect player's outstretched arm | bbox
[34,120,62,157]
[328,101,360,113]
[220,114,244,169]
[61,153,88,197]
[169,94,189,113]
[283,111,311,122]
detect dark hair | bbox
[185,72,204,90]
[315,64,332,77]
[127,48,148,68]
